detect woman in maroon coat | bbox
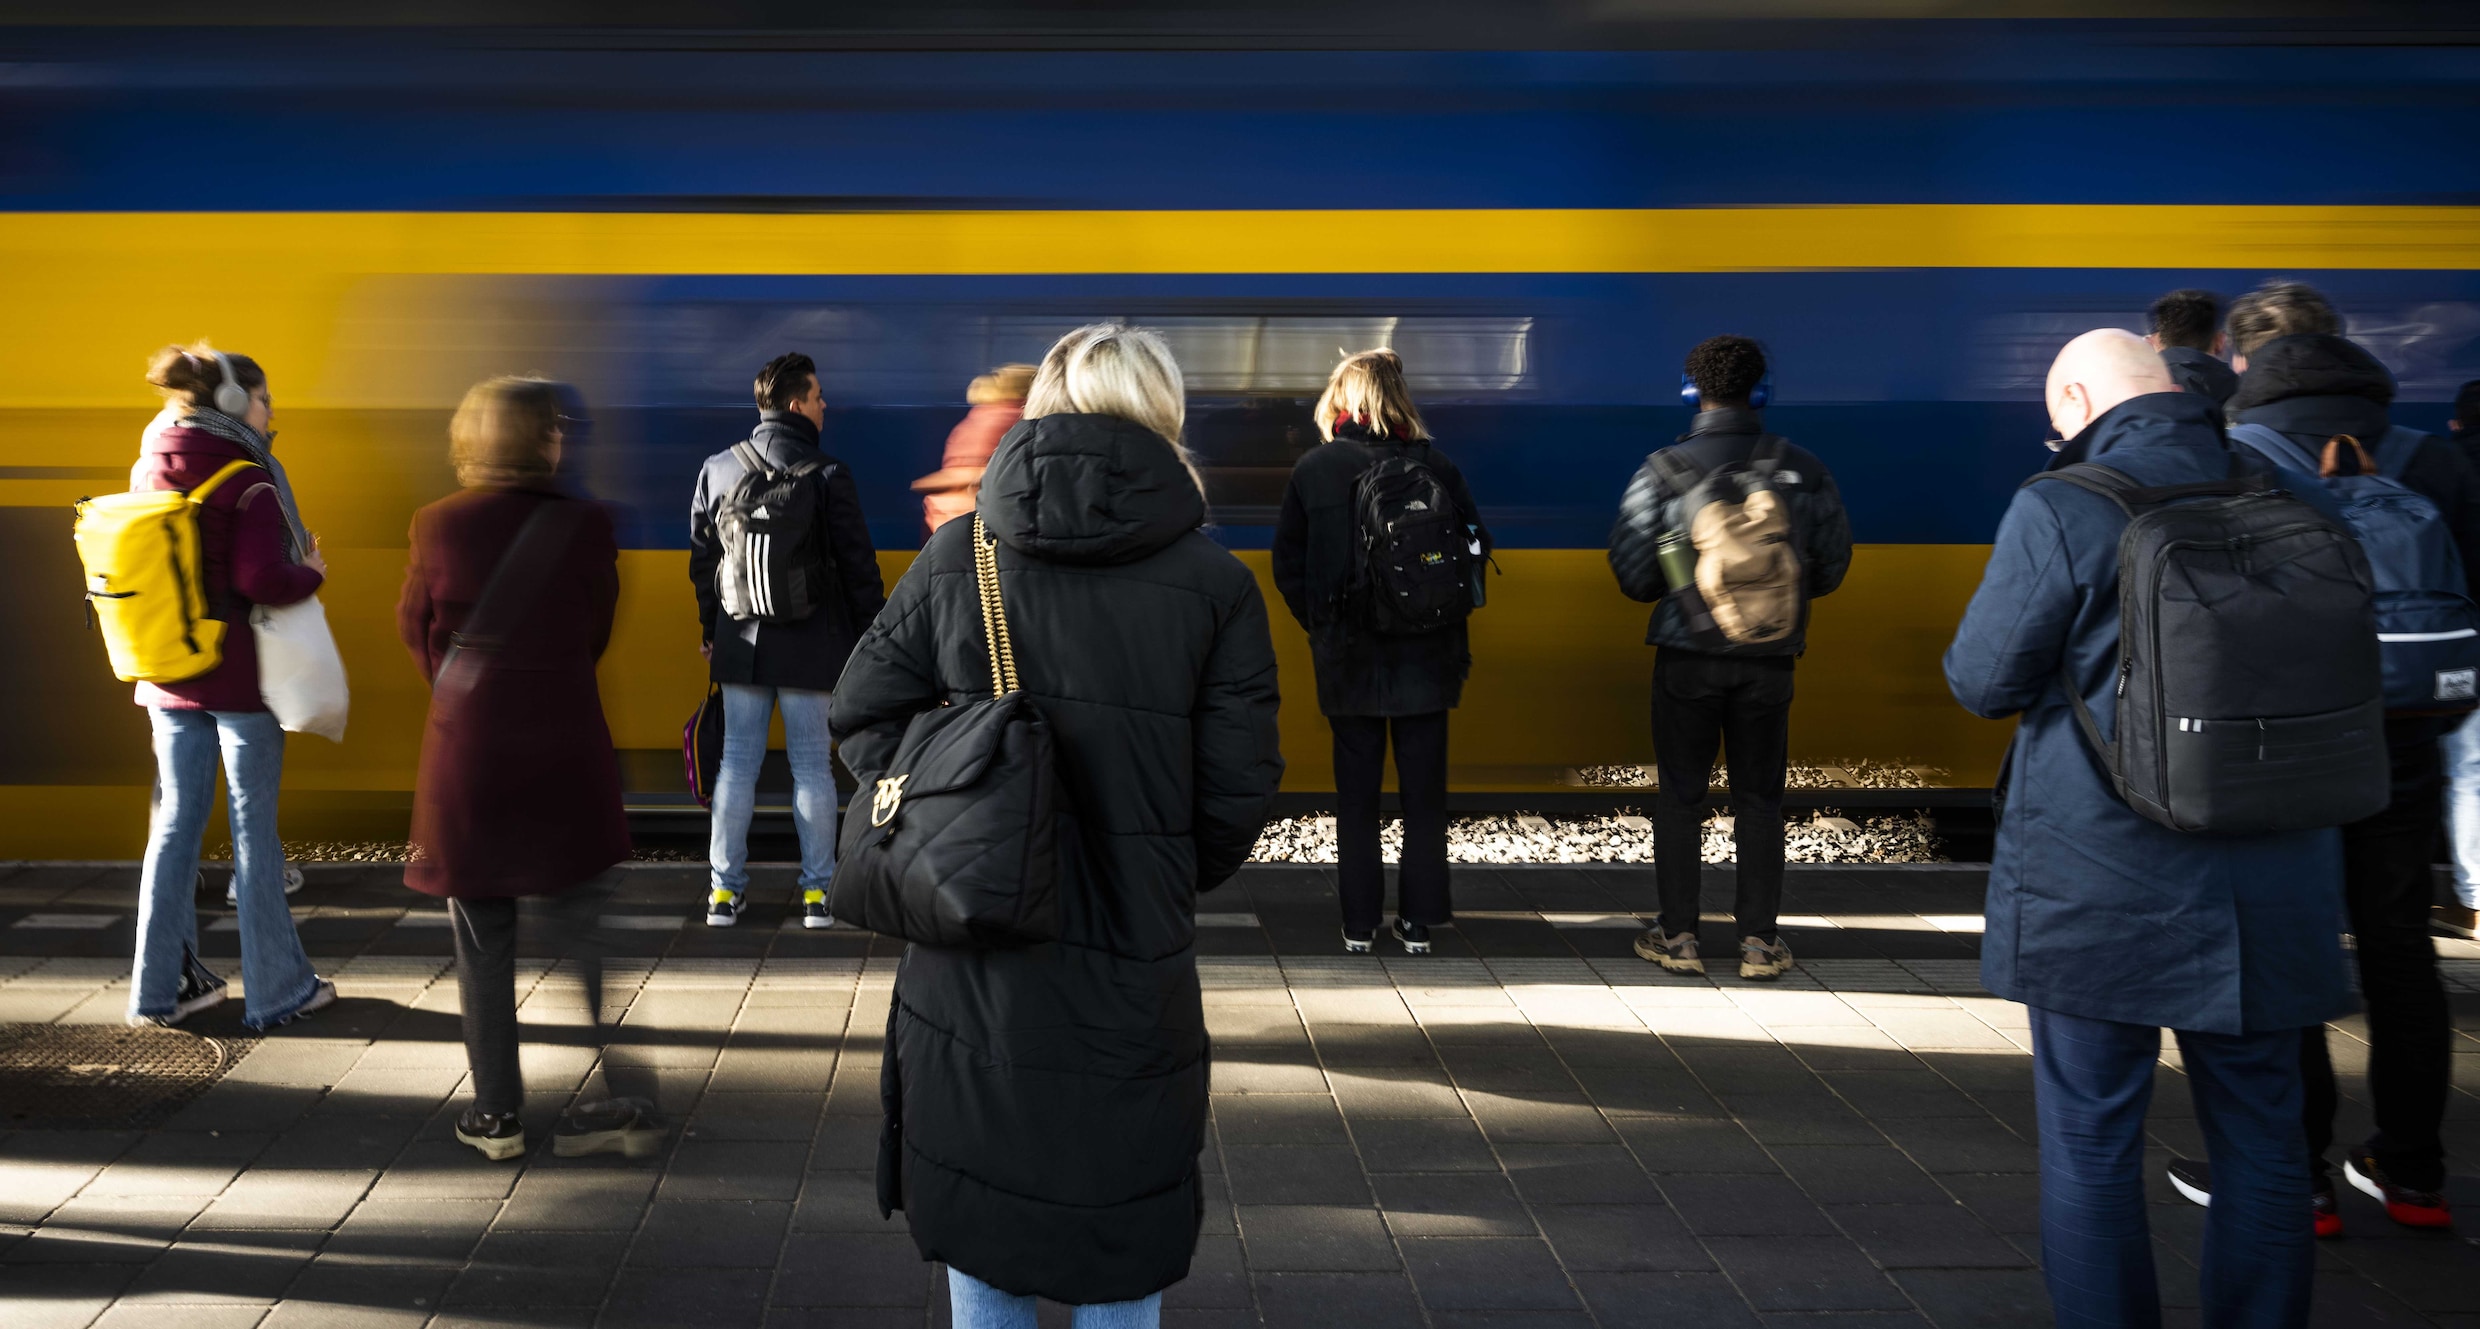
[399,375,649,1161]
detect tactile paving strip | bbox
[0,1023,259,1130]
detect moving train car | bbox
[3,17,2476,856]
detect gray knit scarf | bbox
[163,408,310,562]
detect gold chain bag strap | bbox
[973,513,1021,698]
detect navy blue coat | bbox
[1944,392,2352,1035]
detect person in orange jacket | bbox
[914,363,1035,533]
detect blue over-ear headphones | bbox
[1679,372,1770,410]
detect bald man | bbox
[1946,329,2350,1329]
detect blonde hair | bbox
[449,376,564,489]
[1314,348,1430,443]
[968,363,1037,406]
[1023,324,1204,495]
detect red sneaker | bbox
[2343,1148,2452,1229]
[2311,1177,2344,1239]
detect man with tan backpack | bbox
[1608,335,1851,980]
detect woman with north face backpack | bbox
[1273,349,1491,955]
[119,344,333,1029]
[830,324,1282,1326]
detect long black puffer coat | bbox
[829,411,1284,1304]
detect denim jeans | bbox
[946,1268,1161,1329]
[2443,716,2480,909]
[133,708,321,1028]
[708,684,837,896]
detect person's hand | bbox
[301,535,329,577]
[700,640,712,661]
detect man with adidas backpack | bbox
[2156,282,2480,1234]
[688,352,886,930]
[1608,335,1850,982]
[1947,329,2370,1327]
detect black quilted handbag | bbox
[829,515,1061,947]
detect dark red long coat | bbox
[397,487,629,898]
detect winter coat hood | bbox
[2228,333,2396,416]
[979,413,1205,566]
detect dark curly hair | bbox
[1685,335,1767,407]
[2147,289,2222,351]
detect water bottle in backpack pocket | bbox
[2229,424,2480,715]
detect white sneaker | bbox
[224,865,306,906]
[706,887,746,928]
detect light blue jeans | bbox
[133,708,321,1028]
[2446,716,2480,908]
[947,1268,1161,1329]
[708,684,837,897]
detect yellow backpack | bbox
[73,458,260,683]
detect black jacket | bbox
[828,412,1284,1304]
[2231,333,2480,597]
[2159,344,2240,408]
[1270,422,1491,717]
[687,411,887,691]
[1607,407,1853,656]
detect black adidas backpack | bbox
[2028,457,2389,834]
[715,441,836,624]
[1352,451,1475,636]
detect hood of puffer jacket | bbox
[977,412,1206,565]
[2228,332,2396,415]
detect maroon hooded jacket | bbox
[129,424,324,713]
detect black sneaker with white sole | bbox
[706,887,745,928]
[1391,919,1432,954]
[554,1097,667,1159]
[1342,928,1374,954]
[456,1110,526,1161]
[223,865,306,907]
[127,961,228,1028]
[801,889,835,930]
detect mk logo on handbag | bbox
[870,774,909,827]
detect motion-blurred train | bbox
[3,12,2476,856]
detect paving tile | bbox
[1828,1203,2033,1270]
[276,1256,455,1320]
[1939,1173,2043,1236]
[1165,1234,1252,1310]
[684,1092,821,1143]
[1222,1145,1373,1206]
[770,1232,935,1306]
[1703,1236,1913,1312]
[1211,1093,1351,1146]
[322,1198,496,1264]
[1888,1268,2057,1329]
[600,1266,772,1328]
[7,1196,206,1264]
[1878,1118,2039,1175]
[1,1261,144,1329]
[1497,1144,1665,1205]
[661,1141,811,1202]
[807,1116,881,1172]
[124,1229,322,1305]
[626,1199,793,1267]
[82,1132,273,1197]
[1350,1117,1502,1174]
[1574,1271,1761,1329]
[1531,1203,1713,1272]
[1611,1116,1776,1174]
[1237,1205,1399,1272]
[191,1170,376,1230]
[1372,1172,1535,1236]
[1465,1093,1621,1146]
[444,1231,629,1307]
[1398,1236,1583,1311]
[91,1307,270,1329]
[1251,1271,1425,1329]
[494,1166,658,1230]
[1662,1174,1838,1236]
[790,1169,894,1232]
[1428,1314,1597,1329]
[1768,1145,1952,1205]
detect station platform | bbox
[2,862,2475,1328]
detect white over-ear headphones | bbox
[209,352,251,417]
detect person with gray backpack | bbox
[688,352,886,929]
[1608,335,1849,981]
[1945,329,2364,1327]
[2159,283,2480,1234]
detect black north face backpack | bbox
[1352,452,1474,636]
[2028,457,2389,835]
[715,442,835,623]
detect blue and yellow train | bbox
[4,20,2477,856]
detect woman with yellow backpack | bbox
[94,344,335,1028]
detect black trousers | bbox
[1651,650,1794,942]
[447,873,635,1118]
[2303,729,2452,1191]
[1333,711,1451,934]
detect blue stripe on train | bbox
[4,43,2478,210]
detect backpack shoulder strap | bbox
[2024,463,2146,516]
[729,441,767,475]
[184,459,261,505]
[788,455,829,479]
[1647,446,1701,496]
[2227,422,2322,476]
[1750,434,1790,470]
[2374,425,2428,481]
